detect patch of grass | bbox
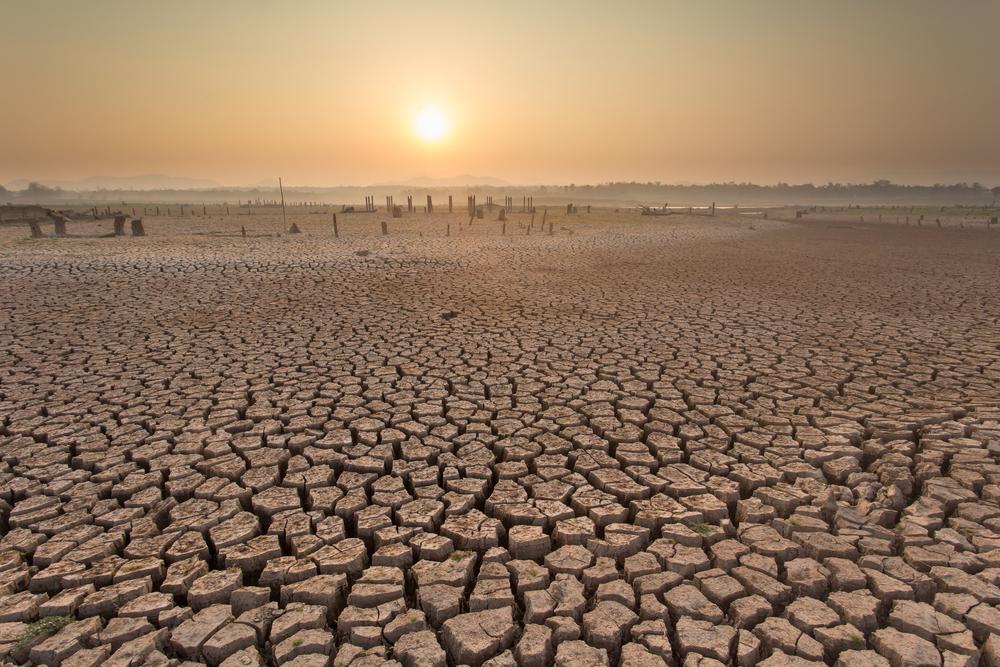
[685,521,714,535]
[292,638,303,647]
[449,550,469,561]
[14,616,74,651]
[849,632,864,646]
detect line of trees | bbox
[4,180,998,206]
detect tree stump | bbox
[131,219,146,236]
[29,221,43,239]
[498,209,506,221]
[114,215,127,236]
[288,222,301,234]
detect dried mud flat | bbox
[1,212,999,667]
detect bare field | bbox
[1,209,1000,666]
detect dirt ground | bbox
[1,207,999,666]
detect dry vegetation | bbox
[0,207,999,666]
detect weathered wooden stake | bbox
[131,219,145,236]
[29,221,43,238]
[333,213,339,238]
[448,195,453,213]
[381,220,388,236]
[114,215,126,236]
[279,177,287,233]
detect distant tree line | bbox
[3,179,998,207]
[535,180,1000,206]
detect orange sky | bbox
[2,0,998,187]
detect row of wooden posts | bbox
[29,214,144,239]
[326,210,556,238]
[86,195,548,220]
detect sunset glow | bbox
[413,105,449,144]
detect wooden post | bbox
[549,221,554,236]
[427,195,433,213]
[381,220,388,236]
[448,195,453,213]
[502,221,506,236]
[113,215,126,236]
[446,223,450,237]
[29,221,43,238]
[333,213,339,238]
[279,177,289,234]
[131,219,145,236]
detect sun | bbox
[413,105,449,143]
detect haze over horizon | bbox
[3,0,998,188]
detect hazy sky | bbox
[2,1,998,187]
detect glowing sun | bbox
[413,105,449,143]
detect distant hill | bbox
[376,174,510,188]
[6,174,219,190]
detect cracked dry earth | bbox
[1,214,1000,667]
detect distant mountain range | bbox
[5,174,220,190]
[4,174,510,191]
[375,174,510,188]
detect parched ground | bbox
[0,209,999,666]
